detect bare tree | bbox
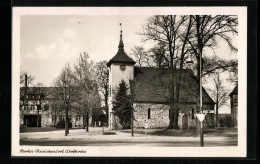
[207,72,229,127]
[95,60,109,126]
[186,15,238,133]
[73,52,100,131]
[53,64,78,136]
[130,46,148,67]
[148,42,169,67]
[187,15,238,108]
[73,88,101,131]
[140,15,193,129]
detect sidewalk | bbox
[20,127,235,142]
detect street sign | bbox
[144,123,148,139]
[203,110,214,114]
[144,123,148,129]
[196,113,205,122]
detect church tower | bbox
[107,26,136,130]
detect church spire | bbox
[118,23,124,50]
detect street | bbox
[20,127,237,147]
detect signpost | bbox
[203,110,214,114]
[144,123,148,139]
[196,113,205,147]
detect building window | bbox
[59,115,65,121]
[148,108,151,119]
[44,104,49,110]
[30,105,34,110]
[192,108,195,119]
[52,115,56,122]
[24,104,29,110]
[76,115,81,121]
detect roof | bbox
[20,87,60,100]
[229,84,238,96]
[107,33,136,67]
[130,67,215,104]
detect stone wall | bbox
[133,103,170,128]
[133,102,215,129]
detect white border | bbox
[12,7,247,157]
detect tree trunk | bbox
[105,90,109,126]
[173,103,179,129]
[195,55,202,135]
[168,101,175,129]
[86,115,89,132]
[37,109,40,127]
[54,110,57,128]
[83,115,86,129]
[168,70,176,129]
[65,107,69,136]
[216,98,219,127]
[131,107,134,137]
[195,62,201,135]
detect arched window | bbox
[148,108,151,119]
[192,108,195,119]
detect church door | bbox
[182,114,188,129]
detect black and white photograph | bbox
[12,7,247,157]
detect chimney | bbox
[25,74,28,88]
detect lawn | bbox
[120,127,237,137]
[20,127,83,133]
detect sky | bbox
[20,15,238,113]
[21,15,151,86]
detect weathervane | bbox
[120,23,122,36]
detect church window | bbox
[148,108,151,119]
[192,108,195,119]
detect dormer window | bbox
[30,105,34,110]
[24,104,29,110]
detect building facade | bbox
[20,87,105,128]
[229,84,238,127]
[107,31,215,130]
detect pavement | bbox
[20,127,238,147]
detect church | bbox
[107,30,215,130]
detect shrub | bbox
[218,115,234,127]
[56,120,72,129]
[103,131,116,135]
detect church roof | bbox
[229,84,238,96]
[130,67,215,104]
[107,31,136,67]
